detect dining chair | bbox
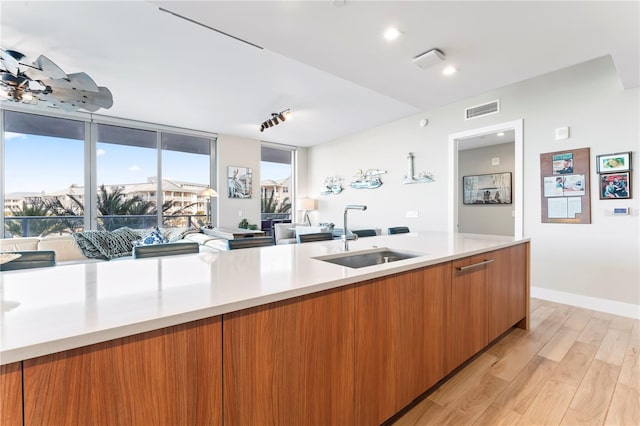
[388,226,410,235]
[352,229,377,237]
[1,250,56,271]
[297,232,334,243]
[226,237,274,250]
[133,242,200,259]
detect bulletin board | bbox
[540,147,591,224]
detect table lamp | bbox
[199,187,218,228]
[299,197,317,226]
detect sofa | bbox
[273,224,330,245]
[0,228,221,266]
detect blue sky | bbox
[4,132,291,193]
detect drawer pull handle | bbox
[456,259,494,271]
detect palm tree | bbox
[262,190,278,213]
[5,199,64,237]
[97,185,155,230]
[262,190,292,214]
[276,197,291,214]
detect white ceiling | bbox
[1,1,638,147]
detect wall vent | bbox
[465,100,500,120]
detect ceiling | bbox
[1,1,638,147]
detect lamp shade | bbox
[199,187,218,198]
[299,197,317,211]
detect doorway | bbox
[448,119,523,238]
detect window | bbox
[3,111,85,237]
[96,124,157,231]
[260,145,294,224]
[1,109,216,238]
[161,132,211,228]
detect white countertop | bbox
[0,231,528,365]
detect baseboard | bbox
[531,286,640,320]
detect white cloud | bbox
[128,165,141,172]
[96,148,106,156]
[4,132,26,140]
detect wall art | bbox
[596,152,631,173]
[463,172,512,204]
[403,152,434,184]
[228,166,252,198]
[600,172,631,199]
[321,176,344,195]
[350,169,387,189]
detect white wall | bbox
[307,56,639,314]
[458,142,515,236]
[216,134,262,229]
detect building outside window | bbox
[3,110,85,237]
[1,109,216,238]
[260,145,294,234]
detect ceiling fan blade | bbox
[23,55,68,81]
[44,72,99,92]
[47,85,113,111]
[1,72,28,87]
[0,49,21,76]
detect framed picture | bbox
[600,172,631,199]
[463,172,512,205]
[227,166,253,198]
[596,152,631,173]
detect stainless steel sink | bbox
[315,248,423,269]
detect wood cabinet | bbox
[488,243,529,341]
[223,286,355,426]
[448,243,529,372]
[0,362,22,426]
[6,242,529,426]
[22,317,222,426]
[354,264,449,425]
[448,253,492,372]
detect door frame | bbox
[447,119,524,238]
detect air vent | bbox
[465,100,500,120]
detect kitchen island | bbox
[1,231,529,426]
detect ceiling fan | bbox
[0,48,113,112]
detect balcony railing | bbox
[3,214,207,238]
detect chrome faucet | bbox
[342,204,367,251]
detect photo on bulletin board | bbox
[596,152,631,173]
[600,172,631,199]
[552,152,574,175]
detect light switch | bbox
[406,210,419,218]
[238,210,243,217]
[492,157,500,166]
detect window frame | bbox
[1,105,217,236]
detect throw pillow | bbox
[72,232,107,260]
[72,228,140,260]
[133,227,169,247]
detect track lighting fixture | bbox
[259,109,291,132]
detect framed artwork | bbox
[462,172,512,205]
[227,166,253,198]
[596,152,631,173]
[600,172,631,199]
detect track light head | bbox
[258,108,291,131]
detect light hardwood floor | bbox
[392,298,640,425]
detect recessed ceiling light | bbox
[442,66,457,76]
[383,27,402,41]
[497,132,505,136]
